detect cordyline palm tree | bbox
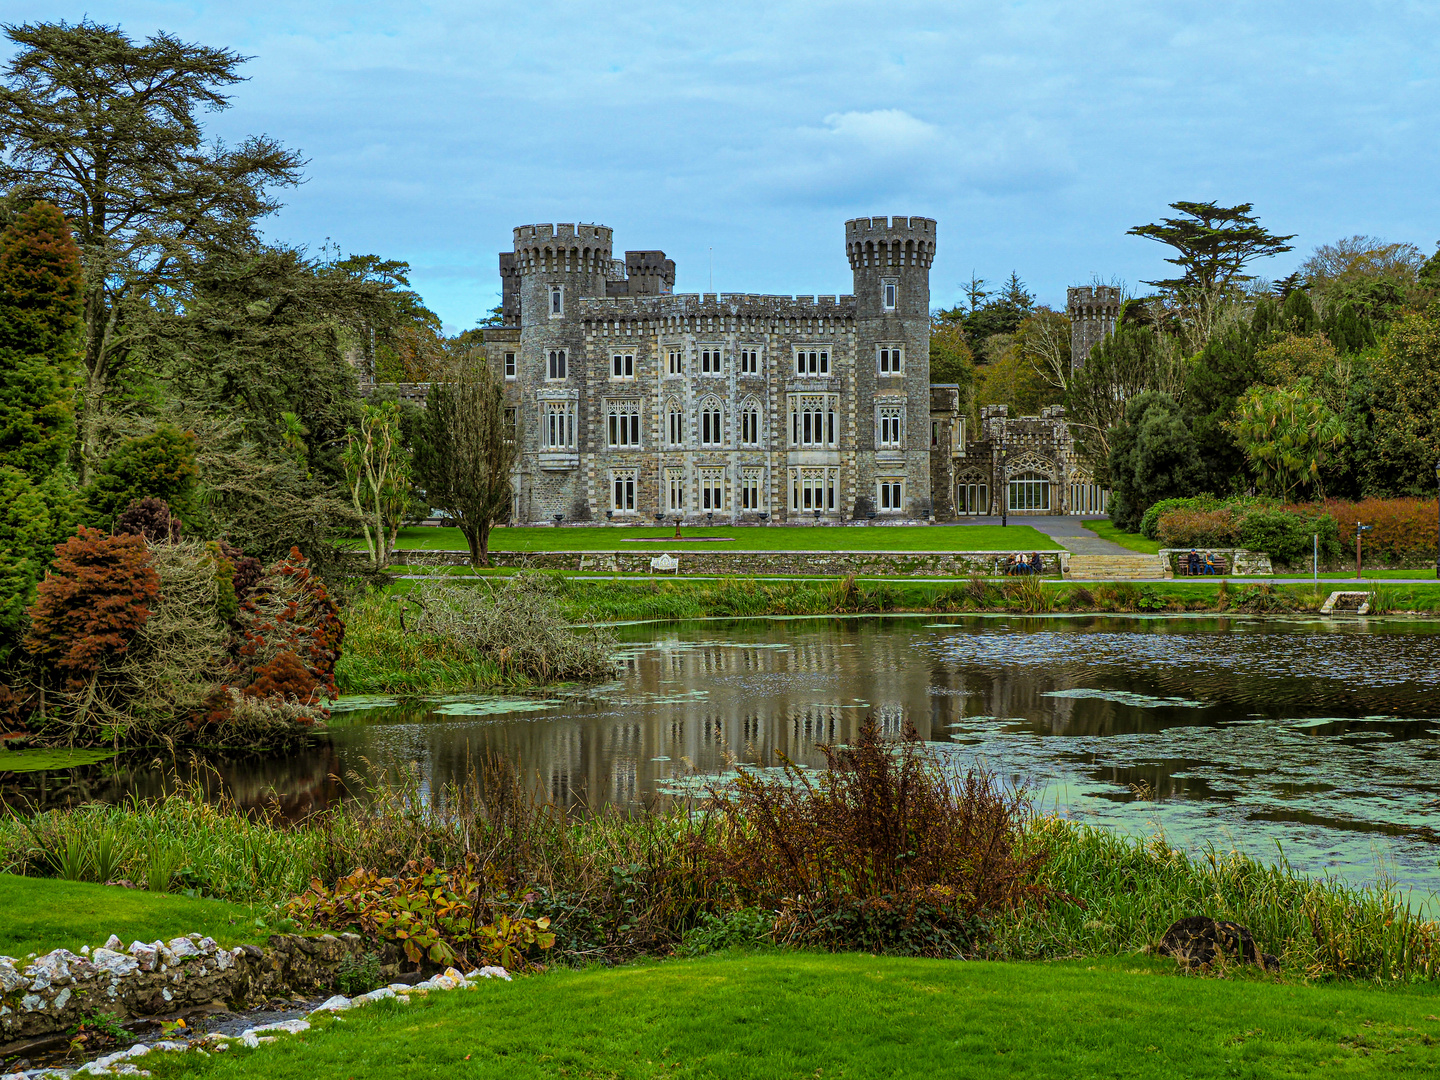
[1226,379,1346,500]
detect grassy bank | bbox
[1082,518,1164,553]
[0,874,275,958]
[383,523,1064,552]
[138,952,1440,1080]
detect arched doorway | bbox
[1007,471,1051,512]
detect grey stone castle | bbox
[479,217,939,524]
[377,217,1113,521]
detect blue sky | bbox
[4,1,1437,331]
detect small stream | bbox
[9,614,1440,901]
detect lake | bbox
[9,614,1440,900]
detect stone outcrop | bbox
[1156,916,1280,971]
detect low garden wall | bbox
[1158,549,1274,576]
[398,549,1069,577]
[0,932,390,1050]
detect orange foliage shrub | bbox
[234,548,344,705]
[24,528,158,689]
[1156,508,1241,549]
[1321,498,1438,563]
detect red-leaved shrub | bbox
[24,527,159,689]
[113,497,182,543]
[1322,498,1439,563]
[234,548,344,705]
[243,651,324,712]
[1156,507,1241,549]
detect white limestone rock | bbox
[311,994,354,1013]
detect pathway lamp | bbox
[1355,522,1372,580]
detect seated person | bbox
[1028,552,1043,575]
[1186,550,1201,576]
[1203,552,1217,575]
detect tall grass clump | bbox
[699,717,1048,957]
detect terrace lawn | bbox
[388,524,1063,553]
[140,952,1440,1080]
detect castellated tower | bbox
[846,216,936,518]
[515,223,615,521]
[1066,285,1120,369]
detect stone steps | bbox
[1064,554,1167,581]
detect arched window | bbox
[739,399,761,445]
[699,397,724,446]
[666,400,685,446]
[1007,471,1051,512]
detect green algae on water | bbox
[0,748,118,773]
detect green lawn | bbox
[1081,519,1163,554]
[143,952,1440,1079]
[0,874,277,957]
[386,524,1064,553]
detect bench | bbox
[1174,552,1229,576]
[996,554,1046,576]
[650,553,680,574]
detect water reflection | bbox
[6,614,1440,896]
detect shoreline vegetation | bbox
[1,728,1436,988]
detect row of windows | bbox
[549,280,900,318]
[511,345,905,381]
[613,468,907,514]
[542,397,902,449]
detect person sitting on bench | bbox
[1203,552,1218,575]
[1186,550,1201,576]
[1028,552,1043,575]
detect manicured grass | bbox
[142,952,1440,1079]
[386,524,1064,553]
[1081,518,1163,554]
[0,874,276,958]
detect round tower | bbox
[845,216,936,318]
[512,222,614,326]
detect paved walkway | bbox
[969,515,1139,557]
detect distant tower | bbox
[1066,285,1121,369]
[498,252,521,325]
[846,215,936,519]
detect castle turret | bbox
[1066,285,1120,369]
[846,216,936,519]
[513,223,614,325]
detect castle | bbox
[387,218,1117,521]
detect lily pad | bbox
[430,697,562,716]
[1042,689,1205,708]
[0,748,118,773]
[328,694,402,713]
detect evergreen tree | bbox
[1184,322,1261,494]
[1279,289,1318,336]
[1106,392,1203,532]
[0,200,82,480]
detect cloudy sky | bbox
[5,1,1437,330]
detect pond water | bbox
[9,614,1440,900]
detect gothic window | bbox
[547,349,567,380]
[699,397,724,446]
[504,352,516,379]
[878,479,904,512]
[790,468,837,512]
[550,285,564,316]
[611,351,634,379]
[789,394,836,447]
[665,468,685,512]
[739,347,760,374]
[877,345,903,375]
[667,348,684,376]
[877,405,904,448]
[607,401,641,448]
[739,399,761,445]
[611,470,637,512]
[739,469,762,510]
[543,402,575,448]
[1008,471,1051,512]
[882,279,898,310]
[700,346,724,374]
[666,400,685,446]
[698,467,725,511]
[794,347,830,376]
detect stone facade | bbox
[947,404,1109,517]
[481,217,937,524]
[1066,285,1121,369]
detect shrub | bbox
[83,425,201,531]
[1325,498,1439,564]
[1237,507,1339,567]
[24,527,158,690]
[234,547,344,705]
[700,716,1049,957]
[1155,507,1240,549]
[0,466,53,659]
[113,497,182,543]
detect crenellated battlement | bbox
[844,216,937,270]
[512,223,614,276]
[573,292,858,322]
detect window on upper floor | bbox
[543,402,575,448]
[611,351,634,379]
[795,347,830,376]
[878,345,903,375]
[882,279,898,311]
[700,346,724,375]
[547,349,567,380]
[504,352,516,379]
[667,347,684,375]
[877,405,904,448]
[699,398,724,446]
[550,285,564,316]
[790,394,836,447]
[666,401,685,446]
[739,347,760,374]
[739,401,761,445]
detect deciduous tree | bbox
[343,401,408,571]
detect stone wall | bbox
[398,548,1067,577]
[1158,548,1274,576]
[1,933,393,1051]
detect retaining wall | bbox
[397,549,1069,577]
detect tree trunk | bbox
[478,521,492,567]
[464,523,482,569]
